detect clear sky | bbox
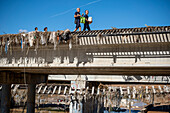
[0,0,170,35]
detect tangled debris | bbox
[0,29,72,55]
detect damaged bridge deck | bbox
[0,26,170,76]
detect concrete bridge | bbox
[0,26,170,73]
[0,26,170,112]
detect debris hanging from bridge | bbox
[0,29,72,54]
[0,26,170,55]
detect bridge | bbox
[0,26,170,112]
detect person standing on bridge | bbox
[35,27,38,32]
[44,27,47,32]
[74,8,81,32]
[83,10,91,31]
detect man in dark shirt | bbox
[83,10,91,31]
[74,8,81,32]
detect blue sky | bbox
[0,0,170,35]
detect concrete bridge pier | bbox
[1,84,11,113]
[27,83,36,113]
[0,72,48,113]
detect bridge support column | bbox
[27,83,36,113]
[0,72,48,113]
[1,84,11,113]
